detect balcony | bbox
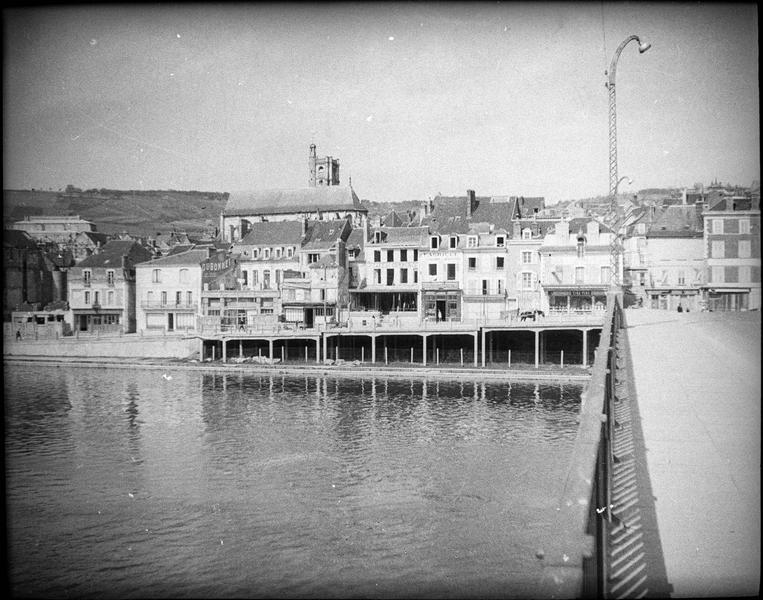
[141,301,199,311]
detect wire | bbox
[600,1,608,74]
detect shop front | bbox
[544,286,608,314]
[646,288,701,311]
[702,288,751,312]
[422,285,462,322]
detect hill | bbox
[4,189,228,237]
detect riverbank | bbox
[4,354,591,383]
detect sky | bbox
[2,2,759,204]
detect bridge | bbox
[537,295,760,597]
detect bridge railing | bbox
[538,291,622,597]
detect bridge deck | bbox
[624,308,760,597]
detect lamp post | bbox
[607,35,650,287]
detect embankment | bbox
[4,334,198,359]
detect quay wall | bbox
[4,334,198,359]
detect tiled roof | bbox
[3,229,38,249]
[78,231,111,246]
[646,205,703,237]
[224,186,367,216]
[237,221,305,246]
[75,240,153,268]
[510,196,546,219]
[136,247,209,267]
[421,195,513,234]
[508,219,557,239]
[303,219,351,250]
[371,226,430,246]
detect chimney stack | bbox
[467,190,476,218]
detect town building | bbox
[135,247,211,332]
[12,215,96,245]
[702,196,761,310]
[539,218,615,314]
[642,204,705,311]
[3,229,55,320]
[68,240,153,333]
[506,219,558,315]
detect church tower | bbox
[308,144,340,187]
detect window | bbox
[176,291,182,305]
[386,269,394,286]
[147,291,154,304]
[253,270,258,286]
[447,264,456,280]
[264,248,270,259]
[83,270,91,284]
[497,280,503,294]
[677,270,685,286]
[308,253,320,264]
[450,236,458,249]
[242,270,248,287]
[711,266,724,283]
[275,248,282,258]
[179,269,189,284]
[575,267,585,284]
[374,231,381,243]
[712,219,723,234]
[576,236,586,258]
[107,291,114,305]
[601,266,611,284]
[187,291,193,305]
[152,269,161,283]
[430,236,439,249]
[468,257,477,270]
[522,228,532,240]
[253,249,259,259]
[84,291,90,304]
[264,270,271,289]
[467,236,477,248]
[413,249,418,261]
[521,251,532,264]
[94,291,100,305]
[374,250,381,262]
[496,256,504,269]
[319,289,326,301]
[725,266,739,283]
[161,291,167,305]
[106,270,115,285]
[482,280,488,295]
[740,266,751,282]
[711,240,725,258]
[740,219,751,234]
[400,249,408,262]
[739,240,751,258]
[429,264,437,277]
[496,236,505,247]
[387,250,394,262]
[400,268,408,283]
[521,272,533,290]
[374,269,381,284]
[414,270,418,283]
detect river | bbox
[4,363,584,598]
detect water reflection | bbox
[6,364,584,599]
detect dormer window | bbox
[287,247,293,258]
[374,231,382,243]
[253,249,259,259]
[496,235,505,247]
[576,234,586,258]
[522,228,532,240]
[275,248,282,258]
[264,248,271,259]
[449,236,458,249]
[467,236,477,248]
[83,270,91,284]
[430,236,440,250]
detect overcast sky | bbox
[2,2,759,203]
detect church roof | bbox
[223,186,367,217]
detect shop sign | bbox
[570,290,593,296]
[202,257,234,272]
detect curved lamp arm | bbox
[608,35,651,87]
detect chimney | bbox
[467,190,476,218]
[121,255,128,269]
[512,221,521,238]
[207,246,214,259]
[302,218,308,237]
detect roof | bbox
[75,240,153,269]
[646,205,704,237]
[510,196,546,219]
[77,231,111,245]
[136,247,209,267]
[3,229,38,249]
[237,220,305,246]
[371,226,430,246]
[223,186,367,217]
[421,195,514,234]
[303,219,351,250]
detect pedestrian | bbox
[677,304,683,313]
[15,329,21,341]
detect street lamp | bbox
[606,35,650,287]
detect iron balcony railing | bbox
[141,301,199,310]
